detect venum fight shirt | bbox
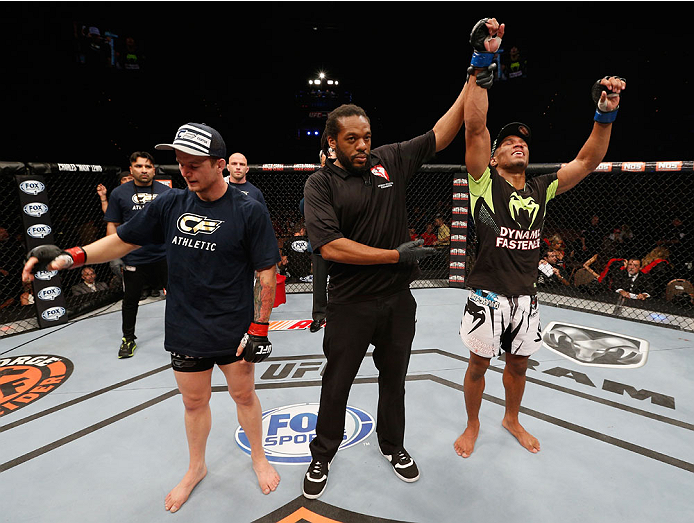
[116,186,280,357]
[304,131,436,303]
[466,166,558,296]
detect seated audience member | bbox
[20,281,34,306]
[613,258,651,301]
[420,223,437,246]
[72,267,109,296]
[537,250,570,287]
[434,215,450,246]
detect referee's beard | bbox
[334,145,370,176]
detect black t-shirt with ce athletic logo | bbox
[304,130,436,304]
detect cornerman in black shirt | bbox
[455,17,626,458]
[302,80,468,497]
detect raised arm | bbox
[462,18,504,180]
[556,76,626,194]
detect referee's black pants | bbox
[311,252,328,322]
[309,288,416,462]
[121,258,168,340]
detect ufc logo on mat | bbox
[177,214,224,235]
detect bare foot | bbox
[453,421,480,458]
[165,465,207,513]
[502,417,540,453]
[252,457,280,495]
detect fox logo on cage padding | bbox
[0,355,74,417]
[542,321,649,368]
[176,213,224,236]
[235,403,375,464]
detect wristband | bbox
[470,51,494,68]
[64,246,87,268]
[248,321,269,337]
[594,108,618,123]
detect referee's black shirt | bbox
[304,130,436,304]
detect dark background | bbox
[1,2,691,169]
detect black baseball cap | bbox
[491,122,532,156]
[155,122,226,158]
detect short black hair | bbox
[324,104,370,142]
[129,151,155,164]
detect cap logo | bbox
[175,127,212,154]
[518,125,530,137]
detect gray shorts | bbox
[459,289,542,358]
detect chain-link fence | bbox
[2,160,692,339]
[1,162,126,337]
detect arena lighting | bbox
[308,80,313,85]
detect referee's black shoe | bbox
[379,446,420,482]
[302,458,330,499]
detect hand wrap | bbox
[592,76,625,123]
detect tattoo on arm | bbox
[253,268,276,323]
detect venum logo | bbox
[0,354,74,416]
[27,224,52,239]
[19,180,45,195]
[235,403,375,464]
[23,202,49,217]
[176,214,224,236]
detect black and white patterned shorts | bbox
[459,289,542,358]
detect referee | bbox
[302,88,468,498]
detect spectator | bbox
[420,222,437,246]
[500,45,528,80]
[19,281,34,306]
[71,266,109,296]
[580,214,605,260]
[103,151,170,359]
[225,152,267,207]
[97,171,134,214]
[613,258,651,301]
[537,250,570,287]
[434,215,451,246]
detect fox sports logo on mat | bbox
[235,403,375,464]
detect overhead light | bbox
[308,80,313,85]
[319,72,326,79]
[327,80,334,85]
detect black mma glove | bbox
[396,238,436,265]
[592,76,625,123]
[109,258,125,276]
[240,322,273,363]
[466,64,496,89]
[469,17,502,68]
[27,245,87,272]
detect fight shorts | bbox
[459,289,542,358]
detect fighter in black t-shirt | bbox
[23,123,281,512]
[455,17,626,459]
[301,80,470,498]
